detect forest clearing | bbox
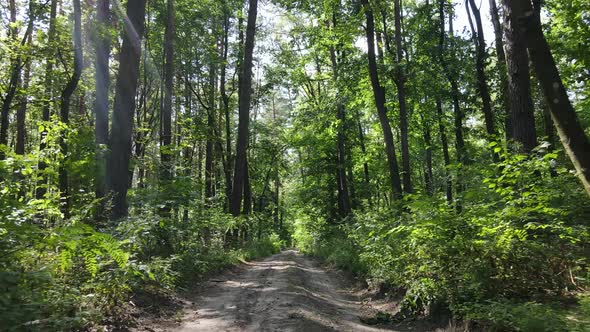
[1,0,590,331]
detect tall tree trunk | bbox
[108,0,147,220]
[501,0,537,153]
[361,0,403,200]
[489,0,511,140]
[509,0,590,196]
[437,98,453,206]
[95,0,110,219]
[467,0,498,160]
[161,0,174,183]
[394,0,413,194]
[37,0,57,199]
[439,0,465,211]
[205,63,216,202]
[230,0,258,216]
[1,0,22,160]
[423,119,433,196]
[328,8,351,217]
[220,7,233,211]
[16,35,32,156]
[59,0,83,219]
[358,119,371,205]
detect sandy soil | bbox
[133,250,446,332]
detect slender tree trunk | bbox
[358,119,371,205]
[59,0,83,219]
[220,8,233,211]
[95,0,110,218]
[230,0,258,216]
[467,0,497,160]
[361,0,403,200]
[439,0,465,211]
[1,0,21,160]
[108,0,147,220]
[37,0,57,199]
[394,0,413,194]
[328,8,351,216]
[423,120,434,196]
[437,98,453,206]
[501,0,537,153]
[205,63,216,202]
[509,0,590,196]
[161,0,174,182]
[16,36,32,156]
[489,0,511,140]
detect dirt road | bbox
[139,250,438,332]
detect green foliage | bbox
[295,149,590,327]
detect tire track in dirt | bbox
[137,250,441,332]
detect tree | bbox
[161,0,175,189]
[466,0,497,159]
[230,0,258,216]
[506,0,590,196]
[108,0,147,220]
[501,0,537,153]
[95,0,110,208]
[58,0,83,218]
[361,0,403,200]
[393,0,413,194]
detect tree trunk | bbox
[95,0,110,219]
[328,8,351,217]
[394,0,413,194]
[358,119,371,205]
[423,120,433,196]
[59,0,83,219]
[361,0,403,200]
[501,0,537,153]
[220,6,233,211]
[16,35,32,156]
[230,0,258,216]
[509,0,590,196]
[467,0,498,160]
[108,0,147,220]
[1,0,22,160]
[437,98,453,206]
[37,0,58,199]
[161,0,174,183]
[205,63,216,202]
[489,0,511,140]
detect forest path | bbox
[138,250,436,332]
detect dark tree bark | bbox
[36,0,57,199]
[329,6,351,217]
[59,0,83,219]
[205,63,216,201]
[16,35,32,156]
[467,0,498,160]
[361,0,403,200]
[423,119,433,196]
[107,0,147,220]
[161,0,174,181]
[230,0,258,216]
[437,98,453,205]
[357,119,372,205]
[220,6,233,211]
[508,0,590,196]
[394,0,413,194]
[501,0,537,153]
[439,0,465,211]
[95,0,110,216]
[1,0,29,160]
[489,0,511,139]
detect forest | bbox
[0,0,589,330]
